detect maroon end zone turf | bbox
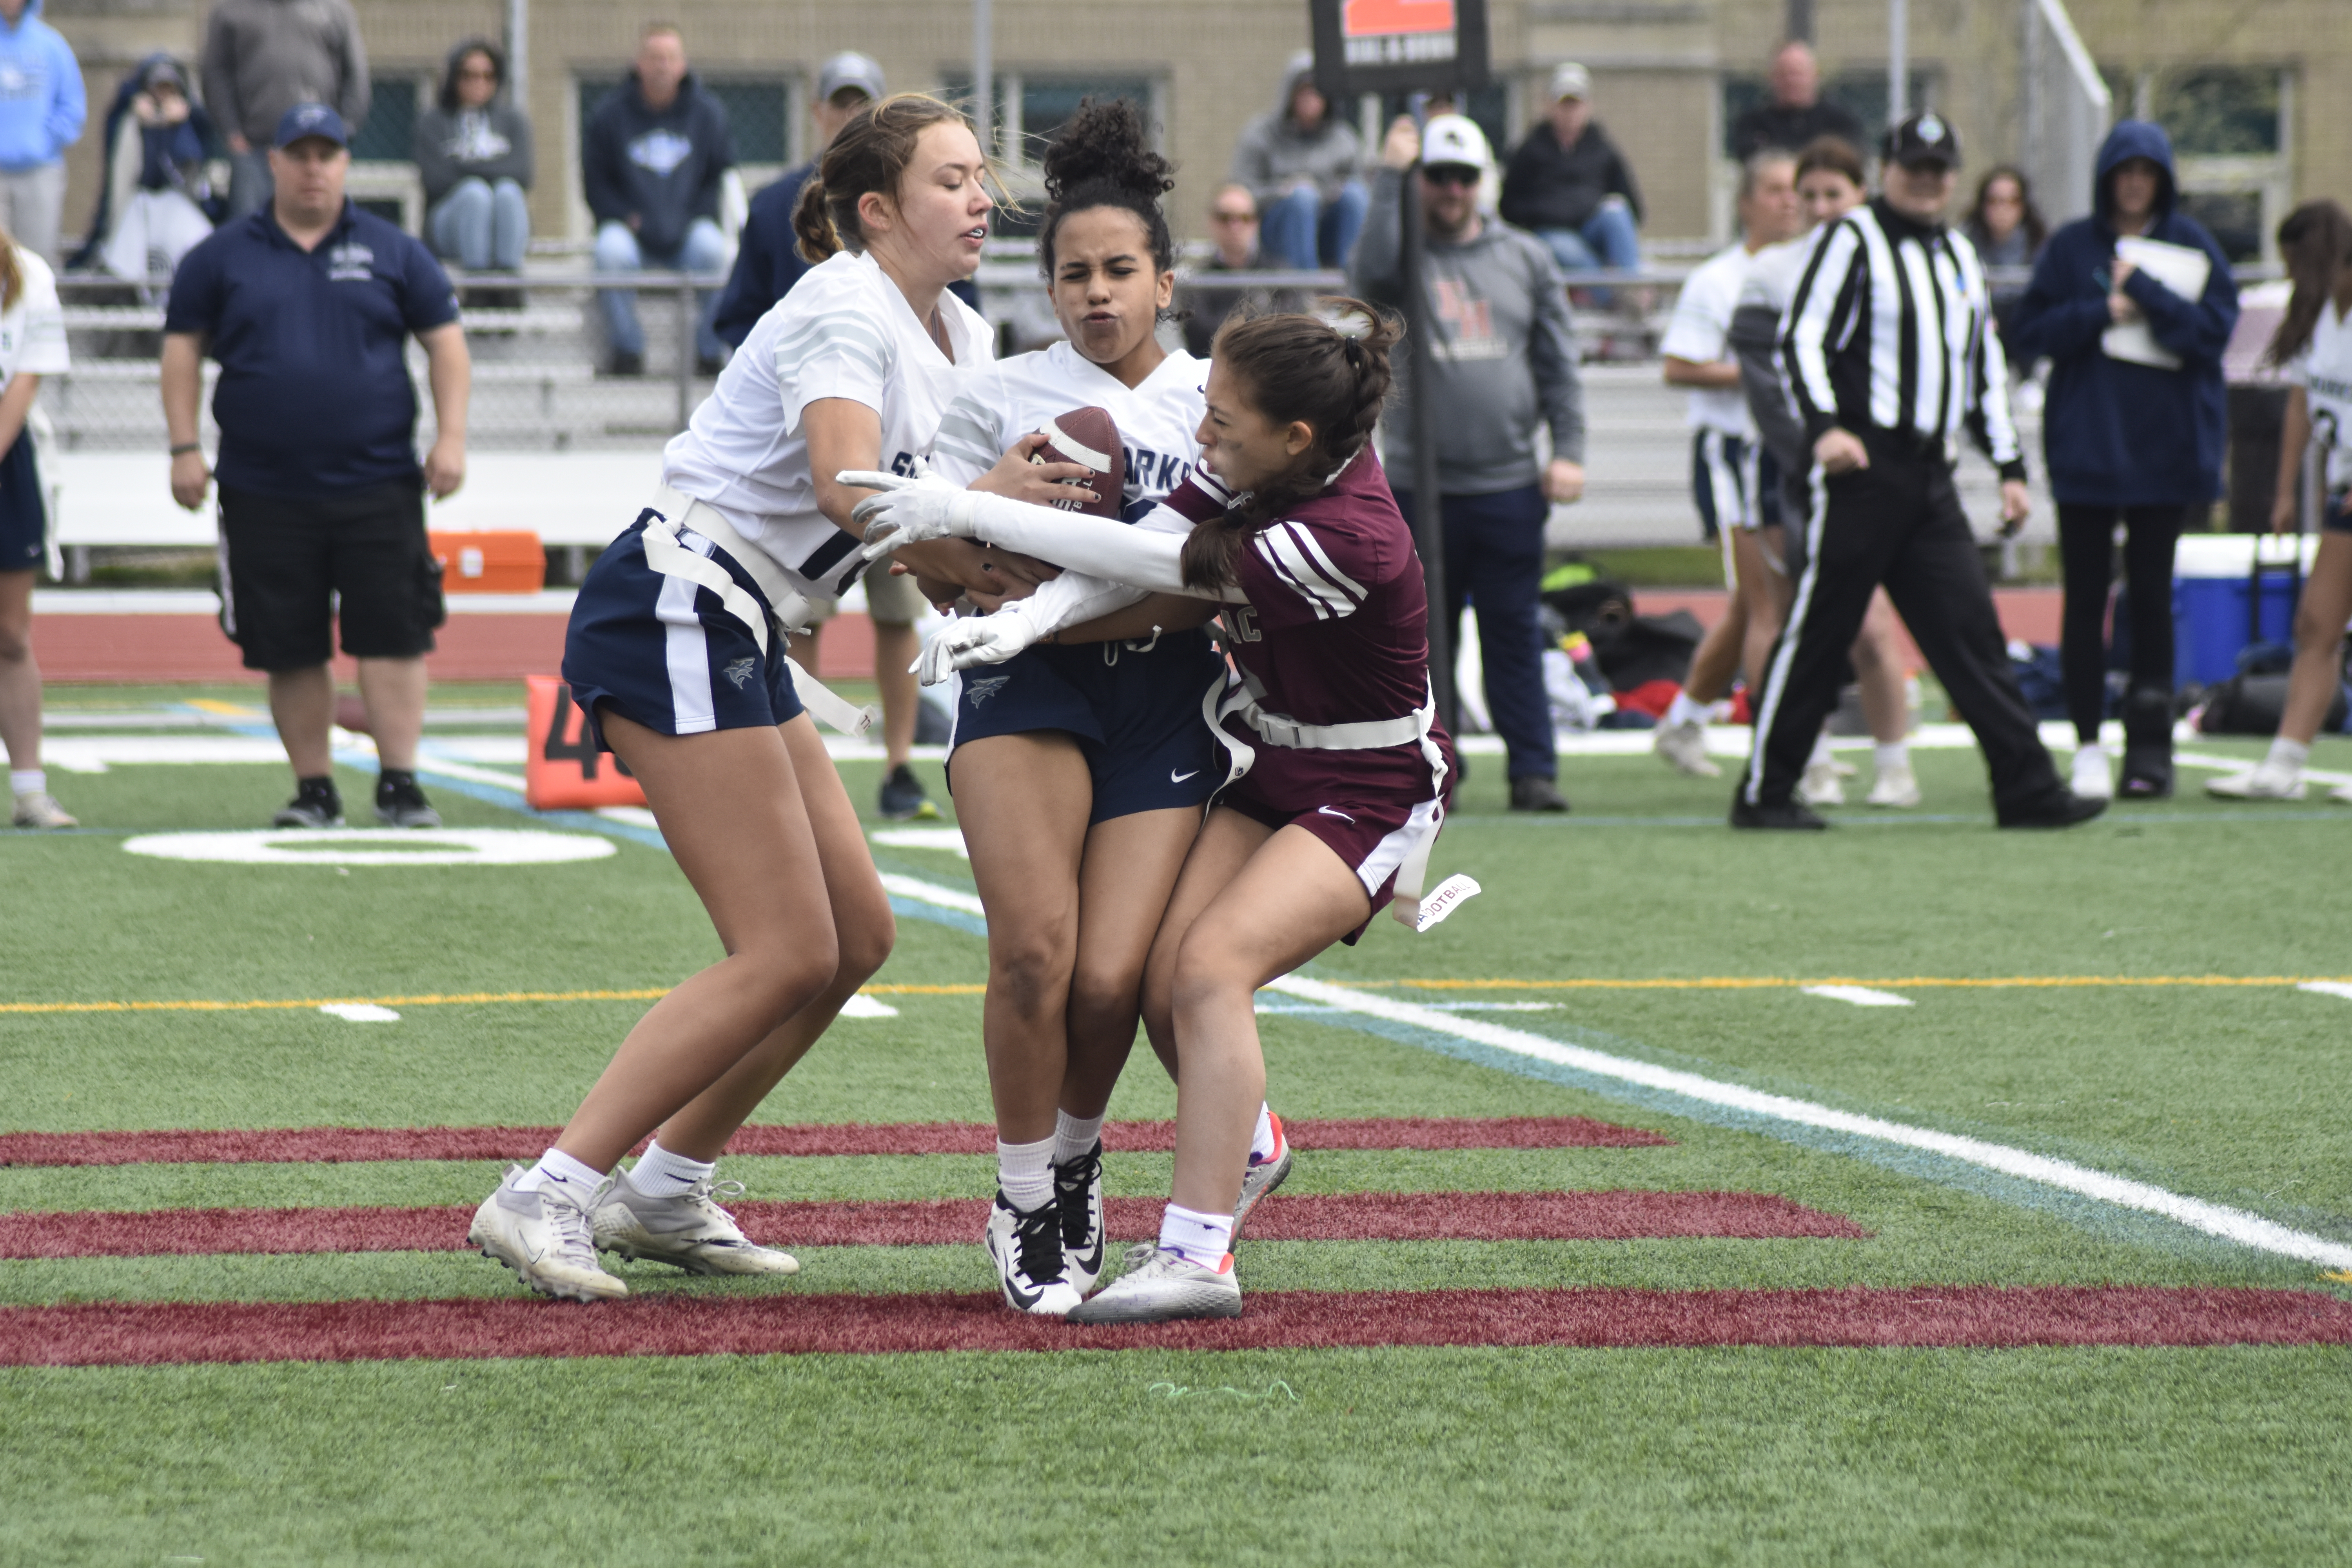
[0,1190,1858,1259]
[5,1286,2347,1367]
[0,1115,1670,1168]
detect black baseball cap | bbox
[1882,111,1961,169]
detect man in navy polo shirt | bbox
[162,102,472,829]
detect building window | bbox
[2103,65,2290,262]
[1718,70,1933,156]
[350,74,418,162]
[942,74,1161,238]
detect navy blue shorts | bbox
[561,514,805,752]
[0,435,47,573]
[947,627,1223,823]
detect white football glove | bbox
[839,465,983,559]
[914,609,1042,686]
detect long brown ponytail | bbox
[0,225,21,313]
[2267,200,2352,368]
[1180,298,1401,591]
[793,93,982,264]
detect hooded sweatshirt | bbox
[0,0,84,171]
[2007,120,2239,507]
[199,0,368,148]
[413,41,534,206]
[1350,167,1585,494]
[1228,55,1364,206]
[582,69,734,257]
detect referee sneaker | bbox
[163,103,470,829]
[1735,112,2101,831]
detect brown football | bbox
[1030,405,1127,519]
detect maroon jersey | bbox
[1159,449,1457,812]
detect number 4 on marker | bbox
[542,684,632,778]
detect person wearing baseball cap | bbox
[1499,62,1643,282]
[1352,111,1587,812]
[161,98,469,832]
[1735,106,2103,831]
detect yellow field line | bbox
[0,982,987,1016]
[1371,975,2352,992]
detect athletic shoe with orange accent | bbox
[1065,1244,1242,1323]
[1233,1111,1292,1233]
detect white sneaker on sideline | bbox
[1866,761,1922,808]
[1653,718,1721,777]
[591,1167,799,1276]
[2070,745,2114,800]
[985,1192,1082,1317]
[1065,1245,1243,1324]
[1799,758,1845,806]
[469,1166,628,1302]
[2206,760,2305,800]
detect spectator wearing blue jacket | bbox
[2009,120,2238,802]
[0,0,85,265]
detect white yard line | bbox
[875,873,987,918]
[1801,985,1914,1008]
[2298,981,2352,1002]
[1264,973,2352,1270]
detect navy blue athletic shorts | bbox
[947,627,1223,823]
[0,434,43,573]
[562,512,805,753]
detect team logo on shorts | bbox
[722,657,757,690]
[966,676,1011,708]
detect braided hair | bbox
[1037,97,1177,283]
[1179,299,1401,591]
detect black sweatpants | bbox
[2056,503,2187,744]
[1740,438,2063,814]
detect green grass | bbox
[4,704,2350,1563]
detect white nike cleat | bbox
[1866,760,1922,808]
[2206,761,2305,800]
[11,791,76,829]
[1799,758,1845,806]
[985,1191,1083,1317]
[1233,1111,1292,1234]
[1066,1245,1243,1324]
[2070,744,2114,801]
[1053,1142,1106,1296]
[469,1166,628,1302]
[591,1167,799,1276]
[1652,717,1721,777]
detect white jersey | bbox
[0,248,68,393]
[928,340,1207,526]
[2287,299,2352,490]
[1659,241,1758,437]
[660,249,994,597]
[1738,227,1834,315]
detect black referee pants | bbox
[1739,439,2064,815]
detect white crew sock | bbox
[515,1147,606,1203]
[1873,741,1909,775]
[1051,1110,1103,1167]
[1808,733,1835,768]
[2267,737,2311,771]
[996,1134,1056,1212]
[9,769,43,797]
[2076,740,2108,762]
[630,1139,715,1198]
[1249,1103,1278,1162]
[1664,691,1704,729]
[1158,1202,1234,1267]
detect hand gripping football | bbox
[1032,407,1126,519]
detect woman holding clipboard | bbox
[2010,120,2238,800]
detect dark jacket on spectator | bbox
[414,40,534,205]
[2007,119,2239,507]
[199,0,367,147]
[1729,98,1864,162]
[1499,119,1642,233]
[583,69,733,256]
[70,53,215,269]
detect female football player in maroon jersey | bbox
[849,301,1457,1322]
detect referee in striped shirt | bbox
[1734,112,2102,831]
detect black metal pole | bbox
[1399,160,1457,734]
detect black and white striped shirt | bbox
[1781,198,2026,481]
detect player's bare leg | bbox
[1853,590,1920,807]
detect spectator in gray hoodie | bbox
[416,38,534,275]
[1352,113,1586,813]
[1229,51,1366,269]
[200,0,367,218]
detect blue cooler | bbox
[2171,533,2318,686]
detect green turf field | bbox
[3,686,2349,1565]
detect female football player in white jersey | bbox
[913,98,1290,1318]
[851,303,1456,1323]
[468,95,1063,1302]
